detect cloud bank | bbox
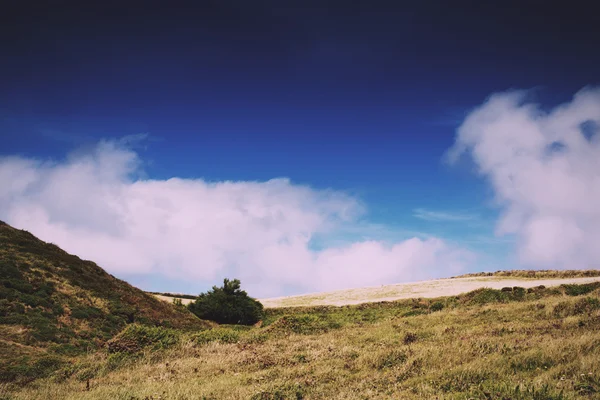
[449,87,600,270]
[0,140,473,296]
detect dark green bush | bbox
[188,278,263,325]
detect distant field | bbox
[152,271,600,308]
[259,275,600,308]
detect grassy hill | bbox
[0,221,210,384]
[4,278,600,399]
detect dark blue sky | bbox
[1,1,599,288]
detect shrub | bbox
[430,301,444,312]
[553,297,600,318]
[373,349,407,369]
[402,309,428,317]
[191,328,240,345]
[562,283,599,296]
[188,279,264,325]
[106,324,180,353]
[512,286,526,299]
[403,332,418,345]
[466,288,508,304]
[0,356,64,384]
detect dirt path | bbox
[258,276,600,308]
[153,294,194,305]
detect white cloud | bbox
[0,139,474,297]
[412,208,478,222]
[448,87,600,270]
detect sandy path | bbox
[258,276,600,308]
[153,294,194,305]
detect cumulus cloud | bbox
[448,87,600,270]
[0,139,473,297]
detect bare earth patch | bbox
[153,294,194,305]
[258,276,600,308]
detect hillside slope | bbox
[0,221,210,383]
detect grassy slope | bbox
[0,221,210,384]
[5,282,600,399]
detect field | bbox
[4,280,600,399]
[151,270,600,308]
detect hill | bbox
[0,221,210,383]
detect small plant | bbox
[403,332,418,345]
[373,349,407,369]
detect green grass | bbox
[2,281,600,399]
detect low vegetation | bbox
[455,269,600,279]
[3,279,600,399]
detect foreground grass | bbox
[3,283,600,399]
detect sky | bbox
[1,1,599,297]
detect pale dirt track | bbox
[153,294,194,305]
[257,276,600,308]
